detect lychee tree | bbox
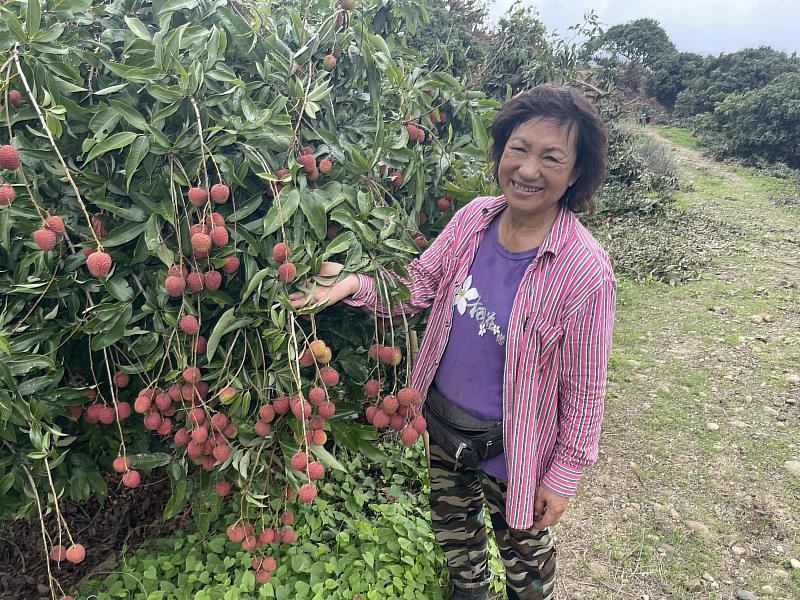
[0,0,497,595]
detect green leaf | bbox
[92,83,128,96]
[262,187,300,236]
[324,231,356,256]
[26,0,41,37]
[124,136,150,190]
[124,16,151,41]
[299,192,327,239]
[84,131,138,163]
[107,100,148,131]
[206,307,235,361]
[100,221,146,247]
[129,452,172,470]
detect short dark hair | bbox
[490,85,608,214]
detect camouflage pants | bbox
[427,438,556,600]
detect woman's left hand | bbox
[532,485,570,529]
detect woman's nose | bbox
[517,156,542,180]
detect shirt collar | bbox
[479,196,575,258]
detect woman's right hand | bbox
[288,262,360,311]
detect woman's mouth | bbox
[512,180,543,194]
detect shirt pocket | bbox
[535,320,563,365]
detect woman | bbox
[290,85,616,600]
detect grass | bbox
[555,126,800,600]
[652,125,702,151]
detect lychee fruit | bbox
[258,403,275,422]
[308,461,324,481]
[319,366,339,386]
[397,387,422,406]
[322,55,337,71]
[212,444,230,462]
[406,124,420,140]
[179,315,200,335]
[437,197,451,212]
[299,348,314,367]
[365,405,378,424]
[49,545,67,562]
[186,271,204,292]
[33,228,57,251]
[122,469,141,488]
[318,400,336,420]
[306,339,324,358]
[113,371,129,388]
[187,186,208,206]
[274,395,290,414]
[204,270,222,290]
[401,426,420,446]
[0,184,14,206]
[389,413,405,431]
[308,386,326,406]
[317,347,332,364]
[98,405,115,424]
[117,402,131,421]
[191,426,208,444]
[65,544,86,564]
[8,89,22,107]
[254,420,270,436]
[298,482,317,503]
[340,0,356,10]
[0,145,20,170]
[319,159,333,172]
[182,366,201,384]
[227,523,246,543]
[163,275,185,298]
[44,216,66,235]
[290,451,307,470]
[278,262,296,283]
[134,395,151,414]
[372,410,390,429]
[311,429,327,445]
[272,242,291,263]
[191,232,212,254]
[85,250,112,277]
[412,415,427,434]
[222,255,240,274]
[380,395,399,415]
[389,171,403,188]
[112,456,131,473]
[194,335,207,354]
[143,411,162,430]
[210,183,230,204]
[215,479,232,496]
[364,379,380,398]
[155,392,172,412]
[218,386,237,402]
[210,227,229,247]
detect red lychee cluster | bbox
[49,543,85,565]
[254,399,275,436]
[33,215,67,252]
[82,398,132,427]
[296,146,334,182]
[365,386,425,445]
[406,123,425,143]
[299,338,333,367]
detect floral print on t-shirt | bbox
[454,275,506,345]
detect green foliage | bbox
[647,52,706,108]
[598,18,677,68]
[700,72,800,167]
[674,46,800,117]
[0,0,497,534]
[78,442,448,600]
[407,0,489,80]
[477,2,603,99]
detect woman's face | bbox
[497,117,579,220]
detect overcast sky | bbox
[486,0,800,56]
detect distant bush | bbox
[647,52,706,109]
[698,72,800,167]
[593,125,679,217]
[674,47,799,117]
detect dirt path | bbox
[553,131,800,599]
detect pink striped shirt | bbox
[345,195,616,529]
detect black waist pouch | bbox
[423,385,505,469]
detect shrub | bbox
[0,0,496,594]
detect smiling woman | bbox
[290,85,616,600]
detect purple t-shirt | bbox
[433,215,539,480]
